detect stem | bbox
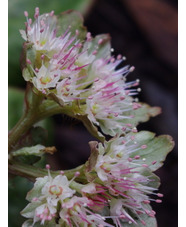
[8,162,48,181]
[8,111,35,152]
[70,181,84,193]
[8,99,61,152]
[8,89,44,152]
[8,162,85,182]
[8,88,85,152]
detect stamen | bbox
[46,164,50,169]
[50,10,54,16]
[98,39,103,45]
[26,59,31,64]
[141,145,147,149]
[24,11,28,17]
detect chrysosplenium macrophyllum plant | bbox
[8,7,175,227]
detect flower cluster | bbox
[85,136,162,226]
[19,7,174,227]
[85,58,140,136]
[22,165,113,227]
[21,8,92,103]
[21,131,170,227]
[21,7,143,137]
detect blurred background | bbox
[8,0,178,226]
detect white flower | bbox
[32,64,61,91]
[59,196,113,227]
[34,203,56,225]
[21,172,75,226]
[85,58,140,136]
[81,182,97,194]
[41,174,75,204]
[89,136,161,225]
[21,8,66,54]
[56,75,89,103]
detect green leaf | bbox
[57,10,87,40]
[11,144,46,165]
[89,34,111,59]
[22,68,32,82]
[121,206,157,227]
[8,87,24,130]
[21,201,42,218]
[37,220,57,227]
[121,102,161,126]
[26,176,49,202]
[130,131,174,171]
[139,168,160,189]
[12,144,45,157]
[86,34,111,81]
[22,219,33,227]
[22,205,57,226]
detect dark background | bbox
[8,0,178,226]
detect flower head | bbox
[86,57,141,136]
[21,166,75,226]
[21,8,97,104]
[59,196,112,227]
[21,8,62,53]
[86,135,162,225]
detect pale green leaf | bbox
[22,218,57,227]
[26,176,48,201]
[139,168,160,189]
[22,68,32,81]
[12,145,45,157]
[21,201,42,218]
[130,131,174,171]
[121,102,161,126]
[121,210,157,227]
[57,10,87,40]
[22,219,33,227]
[89,34,111,59]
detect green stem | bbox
[8,89,43,152]
[8,89,85,152]
[8,111,36,152]
[8,162,48,181]
[8,162,85,182]
[8,100,62,152]
[70,181,84,193]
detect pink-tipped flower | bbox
[34,203,56,225]
[21,8,94,103]
[56,74,90,104]
[21,169,75,226]
[20,8,67,53]
[88,136,161,225]
[81,183,111,212]
[32,64,61,92]
[86,58,141,136]
[59,196,113,227]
